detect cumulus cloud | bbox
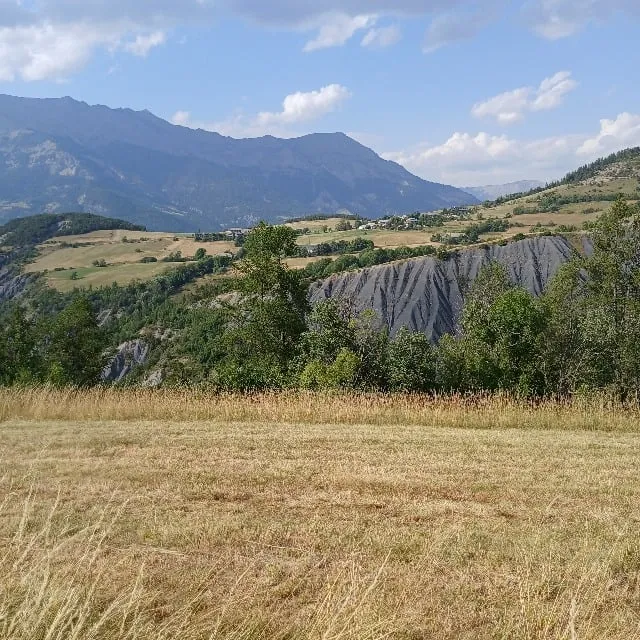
[530,71,577,110]
[472,71,577,124]
[383,112,638,185]
[257,84,351,126]
[0,0,214,81]
[123,30,166,57]
[361,24,401,48]
[0,22,122,82]
[172,84,352,138]
[577,113,640,156]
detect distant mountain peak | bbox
[463,180,546,202]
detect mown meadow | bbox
[1,389,640,639]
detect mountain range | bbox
[0,94,477,231]
[462,181,546,202]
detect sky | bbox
[1,0,639,187]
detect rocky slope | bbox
[0,95,477,231]
[311,235,590,340]
[0,267,34,303]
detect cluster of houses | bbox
[356,215,421,231]
[222,227,252,239]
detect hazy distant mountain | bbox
[0,94,477,231]
[463,181,545,202]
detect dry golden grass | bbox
[2,389,640,639]
[2,387,640,430]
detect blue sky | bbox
[1,0,639,186]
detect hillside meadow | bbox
[23,230,235,291]
[1,389,640,639]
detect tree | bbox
[45,297,107,386]
[386,328,435,392]
[297,300,388,389]
[579,197,640,394]
[335,220,352,231]
[539,261,596,394]
[300,348,360,390]
[194,247,207,261]
[212,223,309,389]
[449,263,547,394]
[0,306,40,385]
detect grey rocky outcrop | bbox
[0,267,33,302]
[102,339,149,382]
[310,235,584,341]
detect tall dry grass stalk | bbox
[0,488,395,640]
[1,386,639,431]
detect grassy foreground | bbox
[1,390,640,639]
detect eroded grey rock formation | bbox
[0,267,33,302]
[102,340,149,382]
[310,236,585,340]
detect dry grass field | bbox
[24,230,235,291]
[2,389,640,639]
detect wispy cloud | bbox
[0,1,636,81]
[303,13,376,52]
[523,0,640,39]
[361,24,401,49]
[472,71,577,124]
[423,6,497,53]
[123,30,166,57]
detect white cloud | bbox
[0,22,121,82]
[577,113,640,156]
[0,0,214,81]
[171,110,192,127]
[257,84,351,126]
[530,71,577,110]
[472,88,531,124]
[0,0,636,81]
[383,112,639,185]
[524,0,640,39]
[303,13,376,52]
[123,30,166,57]
[472,71,577,124]
[172,84,352,138]
[361,24,401,48]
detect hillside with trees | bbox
[2,197,640,397]
[0,213,145,247]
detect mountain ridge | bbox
[463,180,546,201]
[0,94,477,230]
